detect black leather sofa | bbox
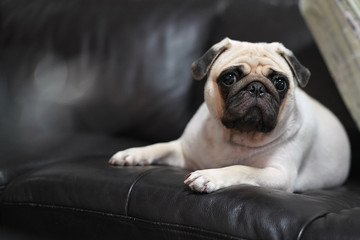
[1,0,360,239]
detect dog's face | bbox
[192,38,310,134]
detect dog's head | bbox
[192,38,310,133]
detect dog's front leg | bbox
[184,165,295,193]
[109,140,185,168]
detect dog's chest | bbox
[206,139,269,168]
[183,127,273,170]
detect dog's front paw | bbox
[109,148,152,166]
[184,169,222,193]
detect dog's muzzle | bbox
[221,80,280,133]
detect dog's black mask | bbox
[217,67,289,133]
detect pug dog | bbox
[109,38,351,193]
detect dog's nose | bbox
[247,82,265,97]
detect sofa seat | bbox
[2,155,360,240]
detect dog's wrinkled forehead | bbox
[192,38,310,88]
[210,42,290,78]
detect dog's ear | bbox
[191,38,232,80]
[277,44,311,88]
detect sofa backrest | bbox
[0,0,224,143]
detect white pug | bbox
[109,38,350,193]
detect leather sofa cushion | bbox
[0,134,148,194]
[2,158,360,239]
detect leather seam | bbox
[124,167,162,216]
[296,212,329,240]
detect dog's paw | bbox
[109,148,152,166]
[184,169,222,193]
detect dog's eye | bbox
[273,77,287,91]
[220,73,237,86]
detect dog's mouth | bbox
[221,81,280,133]
[222,106,276,133]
